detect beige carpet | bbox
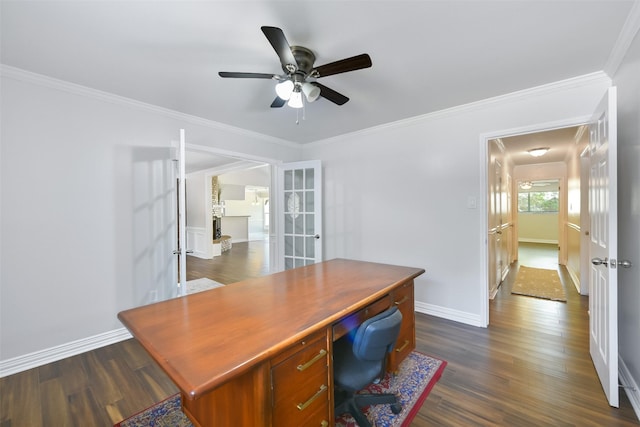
[511,266,566,302]
[186,278,225,295]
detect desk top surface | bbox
[117,259,424,399]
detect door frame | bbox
[183,143,282,273]
[479,115,591,326]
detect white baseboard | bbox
[415,301,485,327]
[620,357,640,421]
[566,263,582,294]
[0,328,132,378]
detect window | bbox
[518,190,559,212]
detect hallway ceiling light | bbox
[527,147,550,157]
[520,181,533,190]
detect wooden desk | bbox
[118,259,424,426]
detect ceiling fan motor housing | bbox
[289,46,316,77]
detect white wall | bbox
[0,69,300,368]
[612,19,640,412]
[518,213,559,243]
[219,165,271,187]
[565,128,589,292]
[303,74,611,326]
[513,162,567,181]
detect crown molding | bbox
[0,64,301,150]
[306,71,611,149]
[604,0,640,78]
[1,64,613,151]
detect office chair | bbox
[333,306,403,427]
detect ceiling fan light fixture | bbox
[275,80,294,100]
[302,82,320,102]
[287,87,303,109]
[528,147,550,157]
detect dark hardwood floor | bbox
[414,243,638,426]
[185,239,271,283]
[1,243,638,426]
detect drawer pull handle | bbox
[297,384,327,411]
[297,349,327,371]
[321,422,329,427]
[395,339,409,353]
[394,296,409,305]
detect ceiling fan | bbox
[218,26,372,109]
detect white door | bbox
[131,139,179,304]
[175,129,187,296]
[588,87,618,407]
[278,160,322,270]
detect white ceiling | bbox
[499,125,586,166]
[184,149,260,175]
[2,0,635,151]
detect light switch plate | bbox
[467,196,477,209]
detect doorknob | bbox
[618,260,632,268]
[611,259,633,269]
[591,257,608,267]
[172,248,193,255]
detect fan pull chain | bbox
[295,97,307,125]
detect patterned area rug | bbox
[185,278,225,295]
[114,351,446,427]
[335,351,447,427]
[114,394,191,427]
[511,266,566,302]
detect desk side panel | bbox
[182,362,271,426]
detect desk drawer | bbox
[273,383,330,426]
[389,280,415,371]
[272,334,330,426]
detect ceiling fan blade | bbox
[312,83,349,105]
[312,54,372,78]
[261,26,298,70]
[218,72,276,79]
[270,97,286,108]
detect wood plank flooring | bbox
[1,242,638,426]
[414,246,639,426]
[185,239,271,283]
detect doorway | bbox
[482,122,590,324]
[516,178,561,267]
[182,146,274,289]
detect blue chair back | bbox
[352,306,402,362]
